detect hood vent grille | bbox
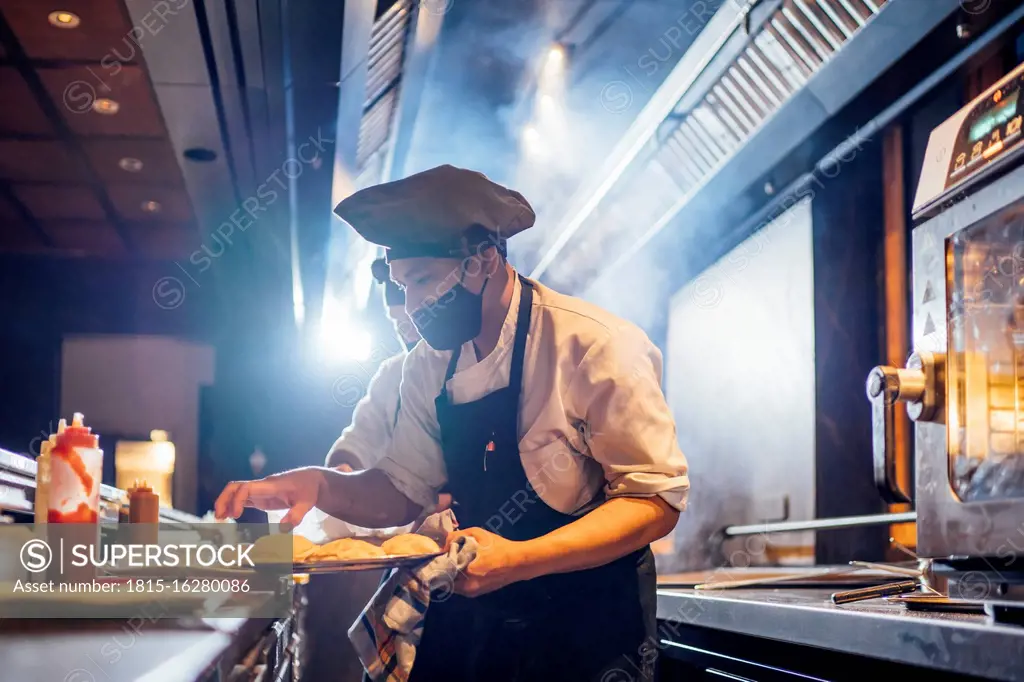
[545,0,889,288]
[357,0,413,169]
[656,0,887,194]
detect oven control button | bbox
[1008,115,1022,136]
[972,141,984,160]
[985,130,1003,159]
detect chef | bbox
[324,259,454,515]
[325,258,420,473]
[216,165,689,681]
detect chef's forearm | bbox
[316,468,424,528]
[517,497,678,579]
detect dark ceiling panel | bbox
[81,137,183,185]
[2,0,139,62]
[12,184,106,220]
[107,184,192,222]
[0,0,202,263]
[0,139,87,181]
[0,194,19,219]
[127,222,195,259]
[39,218,126,255]
[0,219,47,251]
[0,67,55,135]
[37,65,164,136]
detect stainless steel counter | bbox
[0,619,262,682]
[0,597,303,681]
[0,622,237,679]
[657,587,1024,681]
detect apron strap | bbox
[440,273,534,389]
[442,344,461,387]
[508,275,533,396]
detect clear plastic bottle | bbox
[33,419,65,525]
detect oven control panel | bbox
[913,60,1024,218]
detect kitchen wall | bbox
[60,335,214,514]
[663,197,816,572]
[0,254,212,461]
[809,139,889,564]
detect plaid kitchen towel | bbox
[349,511,478,682]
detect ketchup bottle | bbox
[46,414,103,584]
[47,413,103,524]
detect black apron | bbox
[408,276,658,682]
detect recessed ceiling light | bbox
[183,147,217,163]
[92,98,119,115]
[48,11,81,29]
[118,157,144,172]
[141,200,161,214]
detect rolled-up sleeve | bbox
[374,348,448,511]
[569,329,690,511]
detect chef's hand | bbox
[214,467,326,528]
[447,527,525,597]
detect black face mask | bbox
[410,270,491,351]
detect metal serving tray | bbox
[288,551,445,574]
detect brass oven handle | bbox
[866,351,943,505]
[867,367,913,504]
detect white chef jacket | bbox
[329,352,405,469]
[376,273,689,515]
[312,350,414,540]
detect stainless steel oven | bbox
[871,60,1024,570]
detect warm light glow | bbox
[141,200,161,213]
[539,45,568,96]
[149,429,168,442]
[92,98,119,115]
[546,44,566,68]
[115,440,175,507]
[538,94,558,118]
[119,157,143,173]
[48,11,81,28]
[151,442,176,471]
[534,92,566,138]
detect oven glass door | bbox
[948,205,1024,501]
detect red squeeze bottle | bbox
[47,413,102,524]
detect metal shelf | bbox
[0,446,201,524]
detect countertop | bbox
[0,617,274,682]
[657,584,1024,681]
